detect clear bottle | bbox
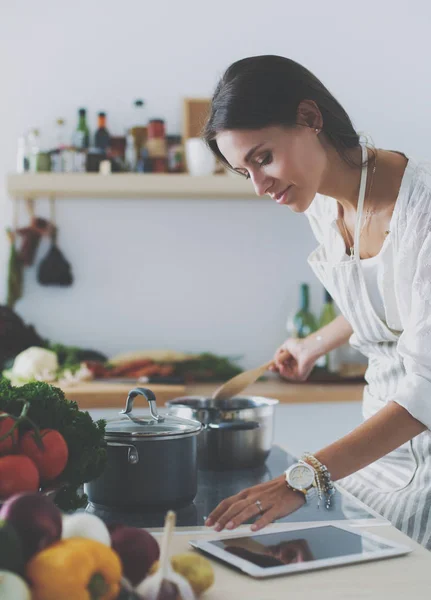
[285,309,298,339]
[125,132,136,172]
[27,129,40,172]
[56,118,67,149]
[51,119,67,172]
[319,289,339,372]
[16,135,29,172]
[130,99,147,161]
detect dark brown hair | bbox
[203,55,362,170]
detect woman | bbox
[203,55,431,549]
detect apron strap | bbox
[353,143,369,264]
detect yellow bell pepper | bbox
[26,537,122,600]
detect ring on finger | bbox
[255,500,264,515]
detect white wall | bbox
[1,0,430,367]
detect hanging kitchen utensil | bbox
[211,360,274,401]
[6,200,23,309]
[6,228,23,309]
[17,199,51,266]
[37,198,73,286]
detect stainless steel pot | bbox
[166,396,278,470]
[85,388,202,509]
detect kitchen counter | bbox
[82,440,429,599]
[157,524,429,600]
[81,400,429,598]
[61,378,364,408]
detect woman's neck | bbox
[318,141,407,216]
[318,143,365,213]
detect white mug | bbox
[185,137,216,176]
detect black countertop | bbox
[86,445,380,528]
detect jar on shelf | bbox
[147,118,167,172]
[36,152,52,172]
[166,135,185,173]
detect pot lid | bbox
[105,387,202,439]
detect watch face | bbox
[287,464,315,489]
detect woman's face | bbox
[216,124,327,213]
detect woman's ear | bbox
[296,100,323,131]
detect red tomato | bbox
[0,413,18,455]
[0,455,39,499]
[19,429,69,481]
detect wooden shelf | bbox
[7,173,257,200]
[184,380,365,404]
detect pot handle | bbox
[107,442,139,464]
[121,387,164,422]
[205,421,260,431]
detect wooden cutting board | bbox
[59,381,186,409]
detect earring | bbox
[315,128,320,133]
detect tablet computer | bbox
[190,523,412,578]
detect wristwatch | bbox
[284,462,316,499]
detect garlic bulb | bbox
[62,513,111,546]
[136,511,195,600]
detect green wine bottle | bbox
[74,108,90,149]
[294,283,317,339]
[319,289,338,371]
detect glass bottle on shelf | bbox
[74,108,90,149]
[293,283,317,339]
[16,135,29,173]
[319,289,339,373]
[94,112,111,155]
[285,308,298,339]
[27,129,40,172]
[125,131,137,172]
[289,283,326,369]
[130,99,147,165]
[51,118,67,172]
[56,118,67,150]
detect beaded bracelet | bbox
[300,453,335,509]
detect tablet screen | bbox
[209,525,393,568]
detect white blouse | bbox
[305,156,431,429]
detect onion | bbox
[0,492,62,561]
[108,523,159,586]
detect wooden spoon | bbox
[211,360,274,401]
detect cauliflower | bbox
[58,363,93,386]
[9,346,59,384]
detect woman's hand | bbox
[270,337,316,381]
[205,475,305,532]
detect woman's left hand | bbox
[205,475,306,532]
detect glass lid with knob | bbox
[105,387,202,439]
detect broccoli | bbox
[0,377,107,511]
